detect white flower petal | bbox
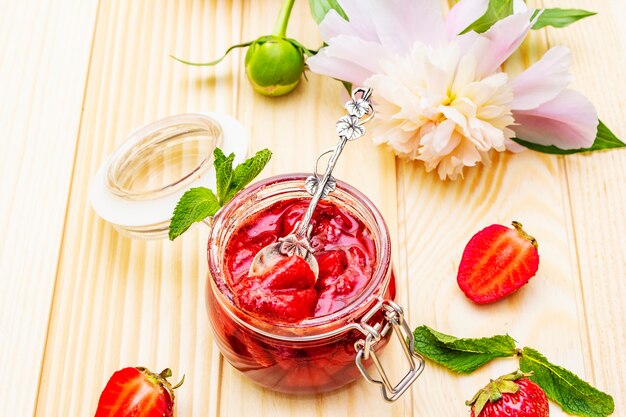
[512,89,598,149]
[307,49,373,85]
[430,119,458,153]
[445,0,489,39]
[511,46,574,110]
[473,10,534,78]
[365,0,446,53]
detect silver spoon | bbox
[249,88,375,278]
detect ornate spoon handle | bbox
[295,87,375,238]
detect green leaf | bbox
[460,0,514,34]
[341,80,352,94]
[214,149,235,204]
[170,41,253,66]
[226,149,272,201]
[413,326,517,374]
[512,120,626,155]
[532,8,596,30]
[519,347,614,417]
[308,0,348,24]
[168,147,273,240]
[168,187,220,240]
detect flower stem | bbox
[272,0,296,37]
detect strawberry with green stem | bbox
[468,371,549,417]
[94,367,184,417]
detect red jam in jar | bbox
[224,198,377,323]
[206,175,398,394]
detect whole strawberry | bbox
[468,371,549,417]
[457,221,539,304]
[94,367,184,417]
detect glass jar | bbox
[90,113,248,240]
[206,174,424,400]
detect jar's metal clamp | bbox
[354,299,425,402]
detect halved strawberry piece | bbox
[237,287,318,322]
[234,255,318,322]
[457,221,540,304]
[261,255,316,290]
[94,367,183,417]
[316,250,348,280]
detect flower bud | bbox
[245,36,304,97]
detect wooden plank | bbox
[399,11,591,416]
[217,1,412,416]
[545,0,626,408]
[34,1,243,415]
[0,0,99,415]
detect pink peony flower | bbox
[307,0,598,179]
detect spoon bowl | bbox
[249,242,319,278]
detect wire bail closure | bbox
[354,299,425,402]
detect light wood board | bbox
[1,0,624,416]
[0,0,99,415]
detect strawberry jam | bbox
[206,175,395,394]
[224,198,377,323]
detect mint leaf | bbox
[519,347,614,417]
[413,326,516,373]
[532,8,596,30]
[214,149,235,204]
[214,147,227,166]
[168,148,272,240]
[226,149,272,201]
[168,187,220,240]
[460,0,514,34]
[308,0,348,24]
[513,120,626,155]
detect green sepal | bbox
[466,370,530,417]
[286,37,319,57]
[170,41,253,66]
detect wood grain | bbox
[35,1,243,415]
[0,0,99,415]
[544,0,626,410]
[219,1,411,416]
[398,9,592,416]
[2,0,624,416]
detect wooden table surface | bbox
[1,0,625,415]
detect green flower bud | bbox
[245,36,304,97]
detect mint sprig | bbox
[413,326,516,373]
[520,347,615,417]
[168,148,272,240]
[414,326,614,417]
